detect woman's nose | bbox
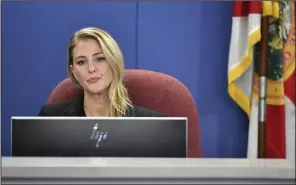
[88,62,96,73]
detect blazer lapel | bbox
[64,96,86,116]
[63,96,134,117]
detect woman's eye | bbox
[77,60,86,65]
[95,57,105,62]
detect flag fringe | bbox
[228,26,261,117]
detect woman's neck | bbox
[83,91,109,117]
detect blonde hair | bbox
[67,27,133,117]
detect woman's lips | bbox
[87,77,100,83]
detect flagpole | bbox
[258,15,269,158]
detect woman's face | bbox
[71,38,113,94]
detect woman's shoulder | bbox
[38,99,81,116]
[38,100,163,117]
[128,106,163,117]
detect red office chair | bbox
[48,69,202,157]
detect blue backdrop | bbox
[1,1,249,157]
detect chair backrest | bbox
[48,69,202,157]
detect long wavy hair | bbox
[67,27,133,117]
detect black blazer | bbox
[38,96,163,117]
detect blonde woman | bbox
[38,27,162,117]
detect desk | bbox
[1,157,295,184]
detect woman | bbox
[38,27,162,117]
